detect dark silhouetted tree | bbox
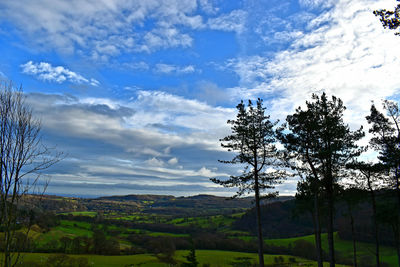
[347,162,388,267]
[294,179,323,267]
[339,186,364,267]
[280,93,364,267]
[366,100,400,264]
[278,103,326,267]
[374,1,400,35]
[211,99,287,267]
[182,239,198,267]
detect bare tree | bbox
[0,80,61,267]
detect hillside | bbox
[7,192,398,266]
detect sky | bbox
[0,0,400,198]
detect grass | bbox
[166,214,236,229]
[55,220,92,235]
[2,250,349,267]
[266,233,397,267]
[59,211,97,217]
[33,220,94,248]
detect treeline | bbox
[276,95,400,267]
[277,95,400,267]
[215,93,400,267]
[235,189,398,246]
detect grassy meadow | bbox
[4,250,349,267]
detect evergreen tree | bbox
[374,1,400,35]
[366,100,400,265]
[212,98,287,267]
[183,240,198,267]
[280,93,364,267]
[278,101,325,267]
[346,162,388,267]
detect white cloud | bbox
[168,157,179,165]
[0,0,208,58]
[154,63,195,74]
[132,90,235,132]
[198,166,217,178]
[199,0,219,14]
[141,28,194,52]
[27,90,235,157]
[227,0,400,127]
[298,0,335,9]
[122,61,150,71]
[208,10,247,34]
[20,61,99,86]
[90,79,100,87]
[145,157,165,167]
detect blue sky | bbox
[0,0,400,197]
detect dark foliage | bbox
[374,1,400,35]
[233,199,315,238]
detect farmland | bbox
[3,251,352,267]
[1,193,396,266]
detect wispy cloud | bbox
[154,63,196,74]
[298,0,335,9]
[0,70,7,79]
[21,61,99,86]
[207,10,247,34]
[226,0,400,127]
[0,0,206,59]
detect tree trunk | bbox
[395,166,400,267]
[396,168,400,215]
[392,222,400,267]
[327,188,335,267]
[367,174,380,267]
[372,197,380,267]
[350,213,357,267]
[254,173,264,267]
[313,193,323,267]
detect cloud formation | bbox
[227,0,400,126]
[207,10,247,34]
[154,63,196,74]
[21,61,99,86]
[0,0,245,60]
[24,91,238,196]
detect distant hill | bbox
[27,193,293,216]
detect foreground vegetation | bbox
[0,193,396,266]
[3,250,350,267]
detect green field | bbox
[267,233,397,267]
[60,211,98,217]
[3,250,349,267]
[25,217,397,266]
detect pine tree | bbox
[366,100,400,265]
[280,93,364,267]
[212,98,287,267]
[374,1,400,35]
[183,242,198,267]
